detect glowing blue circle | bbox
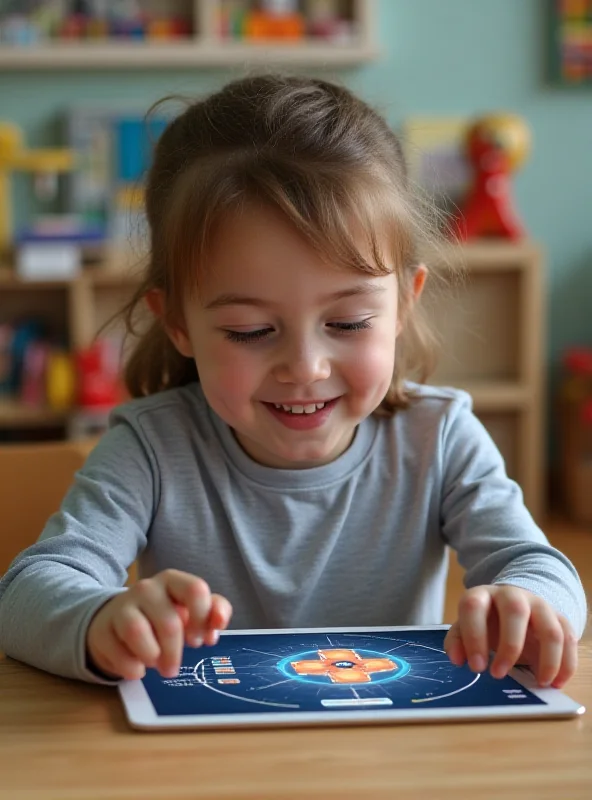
[277,648,411,687]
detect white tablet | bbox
[118,626,585,730]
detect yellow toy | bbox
[0,122,75,257]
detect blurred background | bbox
[0,0,591,534]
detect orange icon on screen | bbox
[291,649,397,684]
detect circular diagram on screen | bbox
[277,647,411,686]
[143,631,489,713]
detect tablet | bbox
[118,626,585,730]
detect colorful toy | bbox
[454,113,531,241]
[305,0,346,40]
[550,0,592,85]
[76,339,124,409]
[244,0,304,40]
[0,122,75,257]
[46,349,77,411]
[0,1,192,42]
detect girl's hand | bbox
[86,569,233,681]
[444,585,578,688]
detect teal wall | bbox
[1,0,591,382]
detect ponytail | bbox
[124,320,198,398]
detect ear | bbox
[144,289,194,358]
[396,264,428,336]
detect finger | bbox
[209,594,233,630]
[551,616,578,689]
[489,588,531,679]
[112,606,161,667]
[201,595,234,646]
[529,601,564,687]
[163,572,213,643]
[173,603,190,627]
[458,588,493,673]
[98,630,147,681]
[444,622,467,666]
[135,580,184,678]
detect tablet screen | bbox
[140,629,545,717]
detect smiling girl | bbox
[0,75,586,689]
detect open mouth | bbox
[272,401,330,415]
[262,398,339,429]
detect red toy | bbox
[454,113,531,241]
[76,338,124,409]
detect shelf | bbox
[0,39,378,69]
[0,273,73,290]
[0,265,140,290]
[0,240,542,292]
[434,240,542,271]
[0,399,70,429]
[0,238,547,524]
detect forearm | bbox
[463,544,588,638]
[0,562,125,682]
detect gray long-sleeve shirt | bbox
[0,382,587,682]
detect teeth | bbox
[273,402,327,414]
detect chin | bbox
[276,445,340,467]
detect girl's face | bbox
[167,204,422,469]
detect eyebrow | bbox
[204,284,387,310]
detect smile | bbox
[273,403,326,415]
[263,398,339,430]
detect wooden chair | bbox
[0,439,97,576]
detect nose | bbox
[272,338,331,385]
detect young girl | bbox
[0,75,586,687]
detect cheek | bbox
[343,332,396,392]
[195,338,260,402]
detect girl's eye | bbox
[224,328,273,344]
[328,319,373,334]
[224,319,372,344]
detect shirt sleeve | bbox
[440,394,588,638]
[0,418,158,682]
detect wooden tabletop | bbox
[1,638,591,800]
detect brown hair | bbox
[122,74,448,413]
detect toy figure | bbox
[454,113,531,241]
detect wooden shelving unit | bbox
[0,1,378,69]
[0,240,546,519]
[426,240,545,521]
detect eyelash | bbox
[224,319,373,344]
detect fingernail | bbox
[189,636,203,648]
[470,655,487,673]
[210,629,220,645]
[492,660,509,678]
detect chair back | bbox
[0,439,97,575]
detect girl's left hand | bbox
[444,584,578,688]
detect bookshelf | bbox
[0,241,546,519]
[0,1,378,69]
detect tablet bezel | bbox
[118,625,585,730]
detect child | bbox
[0,75,586,687]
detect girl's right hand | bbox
[86,569,233,681]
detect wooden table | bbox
[1,639,591,800]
